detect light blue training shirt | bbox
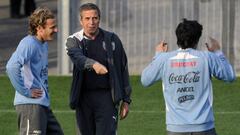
[141,48,236,132]
[6,35,50,107]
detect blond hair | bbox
[28,7,55,35]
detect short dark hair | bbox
[79,3,101,19]
[28,7,55,35]
[175,18,203,49]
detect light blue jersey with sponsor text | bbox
[141,48,235,132]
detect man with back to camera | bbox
[65,3,132,135]
[6,7,64,135]
[141,18,236,135]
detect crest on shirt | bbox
[102,41,115,51]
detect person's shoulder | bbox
[199,50,216,57]
[186,48,207,56]
[100,28,121,43]
[168,49,180,56]
[99,29,112,37]
[12,35,37,57]
[68,30,84,41]
[20,35,34,42]
[18,35,37,48]
[100,28,113,35]
[156,51,175,59]
[190,49,219,61]
[66,31,84,49]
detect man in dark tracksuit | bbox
[65,3,132,135]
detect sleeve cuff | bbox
[123,98,131,104]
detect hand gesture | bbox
[92,62,108,75]
[156,41,168,52]
[205,37,220,52]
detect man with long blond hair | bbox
[6,7,63,135]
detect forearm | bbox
[141,54,163,87]
[66,37,97,70]
[214,51,236,82]
[68,49,96,70]
[121,66,131,104]
[6,66,31,97]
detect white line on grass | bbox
[0,110,240,114]
[131,110,240,114]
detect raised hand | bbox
[205,37,220,52]
[156,40,168,52]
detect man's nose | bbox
[54,28,58,32]
[90,18,94,24]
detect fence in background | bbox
[58,0,240,75]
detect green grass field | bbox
[0,76,239,135]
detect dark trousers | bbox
[167,128,217,135]
[76,89,118,135]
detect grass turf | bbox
[0,76,239,135]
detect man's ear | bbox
[36,26,43,37]
[80,20,83,26]
[36,25,43,32]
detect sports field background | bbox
[0,76,239,135]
